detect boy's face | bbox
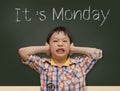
[49,31,71,60]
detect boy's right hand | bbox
[18,44,50,61]
[45,43,50,55]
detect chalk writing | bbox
[15,6,110,26]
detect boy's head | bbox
[47,26,72,44]
[47,26,73,60]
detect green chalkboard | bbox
[0,0,120,86]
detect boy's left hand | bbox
[70,43,74,55]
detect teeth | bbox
[57,49,64,53]
[57,49,63,52]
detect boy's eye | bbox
[53,40,58,42]
[63,40,68,42]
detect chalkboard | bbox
[0,0,120,86]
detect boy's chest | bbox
[41,64,85,84]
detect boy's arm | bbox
[70,45,102,60]
[18,45,49,61]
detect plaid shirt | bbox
[23,55,97,91]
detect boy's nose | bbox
[58,41,63,46]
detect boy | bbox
[18,26,102,91]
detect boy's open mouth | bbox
[56,48,65,54]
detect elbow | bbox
[18,48,29,61]
[98,49,103,59]
[91,48,103,60]
[18,48,25,56]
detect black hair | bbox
[46,26,73,44]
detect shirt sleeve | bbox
[75,55,97,75]
[22,55,43,74]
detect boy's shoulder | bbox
[71,55,87,60]
[30,55,51,63]
[70,55,88,63]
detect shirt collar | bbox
[50,58,72,66]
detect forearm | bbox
[18,46,48,61]
[71,46,102,60]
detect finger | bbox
[45,42,49,46]
[71,42,74,46]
